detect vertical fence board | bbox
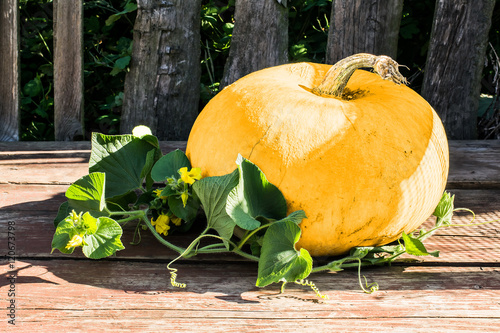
[0,0,20,141]
[121,0,201,140]
[219,0,288,89]
[53,0,84,141]
[422,0,495,140]
[326,0,403,64]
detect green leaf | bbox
[105,3,137,26]
[192,169,239,248]
[114,56,131,70]
[256,221,313,287]
[433,192,454,226]
[143,148,158,191]
[23,76,42,97]
[82,216,125,259]
[278,210,307,225]
[402,232,439,257]
[106,191,138,212]
[349,247,373,259]
[151,150,191,182]
[168,195,200,223]
[54,201,71,227]
[159,186,177,197]
[110,56,131,76]
[51,217,78,254]
[89,132,160,198]
[226,155,287,230]
[66,172,108,216]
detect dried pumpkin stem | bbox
[312,53,407,98]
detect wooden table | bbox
[1,140,499,332]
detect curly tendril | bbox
[168,267,186,289]
[294,279,329,299]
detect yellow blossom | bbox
[171,216,182,226]
[65,234,84,250]
[179,167,202,185]
[181,191,189,207]
[151,214,170,236]
[153,189,167,200]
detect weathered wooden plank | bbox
[1,181,499,264]
[0,140,498,187]
[0,0,20,142]
[0,141,186,152]
[121,0,201,140]
[421,0,495,139]
[326,0,403,64]
[53,0,84,141]
[220,0,288,88]
[448,140,500,188]
[0,142,186,185]
[1,141,499,329]
[1,260,498,331]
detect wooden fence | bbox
[0,0,496,141]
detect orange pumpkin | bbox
[186,53,449,256]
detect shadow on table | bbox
[2,193,500,304]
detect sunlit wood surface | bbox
[1,140,499,331]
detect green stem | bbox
[236,223,271,250]
[141,215,186,254]
[115,214,142,224]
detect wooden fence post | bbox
[326,0,403,64]
[421,0,495,139]
[120,0,201,140]
[220,0,288,88]
[0,0,20,142]
[53,0,84,141]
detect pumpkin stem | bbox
[312,53,407,98]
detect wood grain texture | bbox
[1,140,499,330]
[121,0,201,140]
[447,140,500,188]
[421,0,495,139]
[0,0,20,142]
[53,0,84,141]
[220,0,288,88]
[2,140,498,187]
[326,0,403,64]
[1,260,499,331]
[0,141,186,185]
[2,184,498,263]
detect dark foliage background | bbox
[19,0,500,140]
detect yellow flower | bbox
[65,234,84,250]
[151,214,170,236]
[181,191,189,207]
[179,167,202,185]
[171,216,182,226]
[153,189,167,200]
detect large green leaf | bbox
[66,172,108,216]
[82,216,125,259]
[256,220,313,287]
[192,169,239,248]
[168,195,200,223]
[89,132,159,198]
[151,149,191,182]
[226,155,287,230]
